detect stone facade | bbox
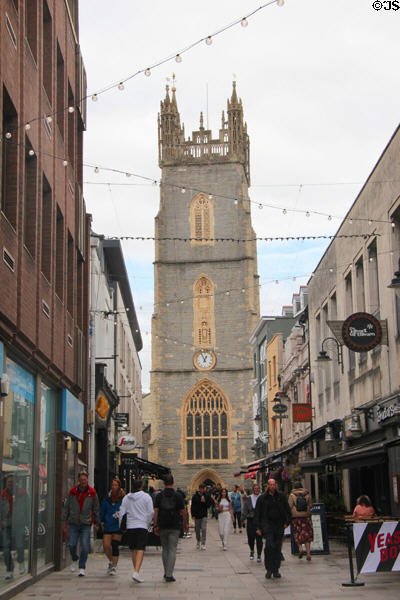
[150,83,259,491]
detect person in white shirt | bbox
[119,479,154,583]
[216,488,234,550]
[242,483,263,561]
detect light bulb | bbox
[91,94,98,102]
[63,160,68,167]
[369,257,374,262]
[145,68,151,77]
[234,199,238,205]
[391,222,396,229]
[118,82,124,91]
[328,215,332,221]
[349,219,353,224]
[25,123,31,131]
[68,106,74,113]
[282,208,287,215]
[368,219,372,226]
[180,300,184,304]
[94,167,99,173]
[153,180,158,186]
[46,116,52,123]
[292,277,296,282]
[275,280,279,284]
[28,149,35,156]
[166,303,169,307]
[5,132,12,139]
[277,0,285,6]
[175,54,182,63]
[205,36,212,45]
[181,187,186,194]
[241,288,245,293]
[226,291,230,296]
[258,203,263,209]
[329,268,333,273]
[208,194,213,199]
[126,172,131,177]
[241,17,248,27]
[306,211,310,217]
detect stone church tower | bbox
[150,82,260,491]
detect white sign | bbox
[117,435,137,451]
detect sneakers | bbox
[250,552,254,560]
[18,563,25,575]
[257,555,262,563]
[107,562,113,574]
[70,561,78,573]
[223,545,228,551]
[132,571,144,583]
[196,541,200,549]
[110,567,117,576]
[78,569,85,577]
[200,544,206,550]
[4,572,13,580]
[233,529,237,534]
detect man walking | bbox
[230,484,243,533]
[119,478,154,583]
[254,478,291,580]
[153,474,186,582]
[191,483,212,550]
[63,471,100,577]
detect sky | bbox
[78,0,400,391]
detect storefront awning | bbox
[334,439,387,468]
[119,454,171,479]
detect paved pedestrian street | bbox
[11,520,399,600]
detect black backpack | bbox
[158,492,178,528]
[295,494,308,512]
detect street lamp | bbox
[316,337,344,373]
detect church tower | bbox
[150,82,259,491]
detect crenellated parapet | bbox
[158,82,250,184]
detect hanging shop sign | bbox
[114,412,129,426]
[292,403,312,423]
[272,402,288,415]
[354,521,400,573]
[117,435,137,452]
[61,389,84,441]
[342,312,382,353]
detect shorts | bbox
[126,528,148,550]
[103,530,122,535]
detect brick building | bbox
[150,83,260,491]
[0,1,89,596]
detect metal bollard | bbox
[342,522,364,587]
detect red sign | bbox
[292,403,312,423]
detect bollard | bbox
[342,522,364,587]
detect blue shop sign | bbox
[6,357,35,403]
[0,341,4,370]
[61,389,84,440]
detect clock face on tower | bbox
[193,350,216,371]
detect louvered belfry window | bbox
[190,193,213,244]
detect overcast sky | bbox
[78,0,400,390]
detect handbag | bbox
[120,513,127,534]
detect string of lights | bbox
[108,234,376,242]
[1,0,283,142]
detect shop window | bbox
[183,380,230,462]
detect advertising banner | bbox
[292,403,312,423]
[353,521,400,573]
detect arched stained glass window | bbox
[190,193,214,245]
[183,380,230,462]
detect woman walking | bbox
[100,477,125,575]
[242,483,263,562]
[288,480,313,561]
[216,488,234,550]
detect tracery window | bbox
[190,193,214,245]
[183,380,230,462]
[193,275,216,348]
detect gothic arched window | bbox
[193,275,216,348]
[183,380,230,462]
[190,193,214,245]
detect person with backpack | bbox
[288,480,313,561]
[153,474,186,582]
[191,483,213,550]
[118,479,154,583]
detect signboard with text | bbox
[342,312,382,353]
[354,521,400,573]
[292,403,312,423]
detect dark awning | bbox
[334,440,387,468]
[120,454,171,478]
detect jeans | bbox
[2,526,25,572]
[194,517,207,544]
[264,524,284,573]
[232,511,242,530]
[159,528,180,578]
[68,524,91,569]
[246,518,263,556]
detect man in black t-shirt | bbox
[153,474,186,582]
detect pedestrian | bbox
[242,483,263,562]
[153,474,187,582]
[230,484,242,533]
[352,495,376,519]
[119,478,154,583]
[100,477,125,575]
[62,470,100,577]
[254,478,291,580]
[191,483,213,550]
[1,474,29,580]
[288,480,313,561]
[216,488,234,550]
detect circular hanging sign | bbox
[272,402,288,415]
[117,435,137,452]
[342,312,382,353]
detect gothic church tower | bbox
[150,83,259,491]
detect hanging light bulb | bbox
[25,123,31,131]
[258,203,263,209]
[153,180,158,186]
[391,222,396,229]
[234,199,238,205]
[349,218,353,224]
[225,291,230,296]
[282,208,287,215]
[205,36,212,45]
[94,166,99,173]
[368,219,372,226]
[68,106,74,113]
[28,149,35,156]
[329,268,333,273]
[241,288,245,293]
[62,160,68,167]
[175,54,182,63]
[46,115,52,123]
[181,187,186,194]
[91,94,98,102]
[126,172,131,177]
[180,300,184,304]
[328,215,332,221]
[118,82,124,91]
[277,0,285,6]
[306,211,310,217]
[144,68,151,77]
[208,194,213,199]
[241,17,248,27]
[5,132,12,139]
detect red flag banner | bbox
[292,403,312,423]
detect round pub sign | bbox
[342,312,382,353]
